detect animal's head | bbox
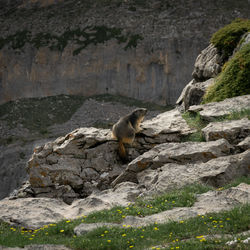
[132,108,147,118]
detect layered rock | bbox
[137,150,250,196]
[23,108,193,203]
[202,118,250,144]
[188,95,250,121]
[113,139,233,186]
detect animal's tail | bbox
[118,140,128,163]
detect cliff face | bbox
[0,0,249,105]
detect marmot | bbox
[112,108,147,162]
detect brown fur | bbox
[112,108,147,162]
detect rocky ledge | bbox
[0,94,249,230]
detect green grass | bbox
[203,43,250,103]
[93,94,173,111]
[0,204,249,250]
[0,94,170,136]
[0,95,86,132]
[211,18,250,59]
[0,178,249,249]
[82,184,212,224]
[182,108,250,142]
[181,112,208,142]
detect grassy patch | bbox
[92,94,173,111]
[181,112,208,142]
[211,18,250,59]
[0,204,249,249]
[0,94,170,134]
[83,184,212,224]
[0,178,249,249]
[203,43,250,103]
[0,95,86,132]
[182,108,250,141]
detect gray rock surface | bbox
[141,108,195,139]
[0,182,143,229]
[237,136,250,151]
[113,139,233,186]
[74,223,121,236]
[192,44,224,81]
[202,118,250,144]
[176,78,214,111]
[15,108,191,202]
[188,95,250,121]
[0,98,162,200]
[137,150,250,196]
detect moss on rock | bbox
[203,43,250,103]
[211,18,250,59]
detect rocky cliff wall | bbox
[0,0,249,105]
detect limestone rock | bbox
[0,197,67,229]
[0,182,143,229]
[23,108,194,201]
[137,150,250,196]
[74,223,121,236]
[113,139,233,186]
[237,136,250,151]
[202,118,250,144]
[192,44,224,81]
[141,108,195,140]
[188,95,250,121]
[178,78,215,111]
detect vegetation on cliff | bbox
[203,43,250,103]
[211,18,250,59]
[0,26,143,55]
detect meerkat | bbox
[112,108,147,162]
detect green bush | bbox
[211,18,250,59]
[203,43,250,103]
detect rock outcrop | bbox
[0,94,249,229]
[21,108,193,203]
[0,0,249,105]
[176,28,250,110]
[188,95,250,121]
[202,118,250,144]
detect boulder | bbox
[188,95,250,121]
[176,78,215,111]
[202,118,250,144]
[137,150,250,196]
[141,108,195,140]
[192,44,224,81]
[112,139,233,186]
